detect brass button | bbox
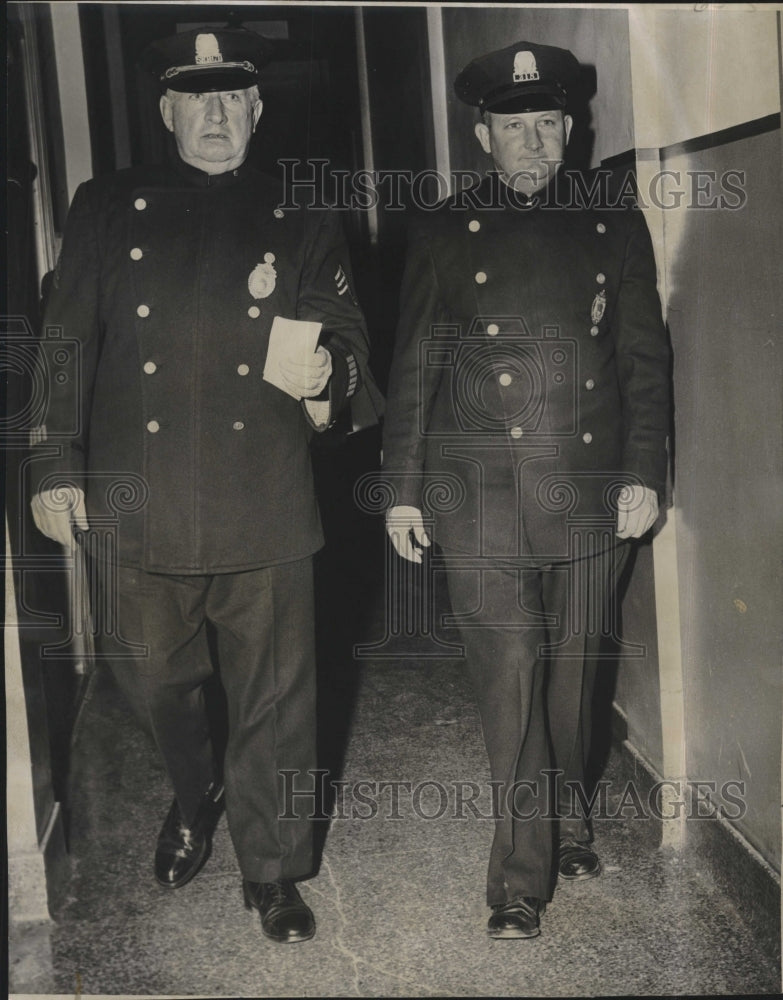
[233,421,245,431]
[510,426,523,440]
[137,304,150,318]
[248,306,260,319]
[134,198,147,211]
[237,364,250,376]
[146,420,160,433]
[143,361,157,375]
[475,271,487,284]
[590,325,599,336]
[596,273,606,284]
[596,222,606,234]
[487,323,499,337]
[130,247,143,260]
[585,379,595,390]
[274,208,284,219]
[468,220,480,232]
[583,432,593,444]
[499,373,512,387]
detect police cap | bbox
[140,27,273,93]
[455,41,580,114]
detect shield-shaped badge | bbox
[591,289,606,324]
[248,253,277,299]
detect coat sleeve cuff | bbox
[324,335,362,411]
[301,335,363,432]
[623,445,669,504]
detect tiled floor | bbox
[9,532,782,997]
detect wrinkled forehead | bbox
[487,108,565,125]
[165,85,260,104]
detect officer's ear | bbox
[474,119,492,155]
[160,93,175,133]
[563,113,573,145]
[252,98,263,131]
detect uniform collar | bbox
[171,153,251,189]
[457,172,563,212]
[495,170,565,210]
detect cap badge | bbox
[513,51,540,83]
[195,33,223,65]
[591,289,607,324]
[248,253,277,299]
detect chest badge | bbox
[248,253,277,299]
[591,289,607,324]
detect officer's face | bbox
[160,88,263,175]
[475,109,573,196]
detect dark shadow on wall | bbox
[587,540,640,788]
[565,63,597,174]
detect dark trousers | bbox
[97,557,316,883]
[442,541,630,905]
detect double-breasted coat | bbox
[382,173,670,563]
[383,171,671,903]
[31,159,378,573]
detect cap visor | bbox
[484,86,566,114]
[164,68,258,93]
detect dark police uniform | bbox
[33,161,367,573]
[382,43,670,911]
[383,175,669,561]
[30,35,376,892]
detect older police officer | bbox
[383,41,670,938]
[30,27,377,943]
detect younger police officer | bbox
[31,27,377,944]
[383,41,670,938]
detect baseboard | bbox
[611,706,781,963]
[8,803,69,925]
[681,784,781,962]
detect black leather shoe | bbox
[243,879,316,943]
[559,837,601,880]
[487,896,544,939]
[154,782,223,889]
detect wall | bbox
[666,131,781,863]
[639,6,781,866]
[50,2,91,206]
[628,6,780,151]
[630,5,781,866]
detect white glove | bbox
[279,345,333,399]
[386,505,431,564]
[31,486,89,548]
[616,484,658,539]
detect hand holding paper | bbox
[279,346,332,398]
[263,316,331,399]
